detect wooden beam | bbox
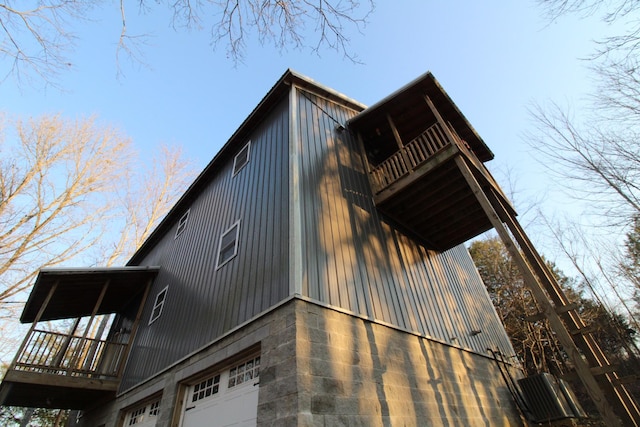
[68,280,110,372]
[454,155,625,427]
[2,370,118,391]
[386,114,404,149]
[117,278,153,379]
[9,281,58,371]
[486,188,640,426]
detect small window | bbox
[216,221,241,269]
[191,374,221,403]
[124,399,160,426]
[228,356,260,388]
[175,210,190,239]
[233,142,251,176]
[149,286,168,325]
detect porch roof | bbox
[20,266,160,323]
[348,71,494,163]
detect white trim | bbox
[175,210,190,239]
[232,141,251,176]
[216,220,241,269]
[149,286,168,325]
[289,85,303,296]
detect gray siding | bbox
[295,88,514,356]
[120,99,290,391]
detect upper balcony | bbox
[349,72,515,251]
[0,267,158,409]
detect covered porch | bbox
[0,266,158,409]
[349,72,516,251]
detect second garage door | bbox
[181,355,260,427]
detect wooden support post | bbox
[117,278,153,379]
[9,281,58,370]
[386,114,404,149]
[53,317,81,368]
[454,155,626,427]
[68,281,109,373]
[386,114,413,173]
[486,188,640,426]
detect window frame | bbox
[122,397,161,426]
[216,220,241,269]
[175,209,190,239]
[232,141,251,176]
[149,286,168,325]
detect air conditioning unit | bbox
[518,373,586,423]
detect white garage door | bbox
[182,355,260,427]
[124,399,160,427]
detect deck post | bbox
[116,278,153,379]
[68,280,109,373]
[454,155,627,426]
[8,281,58,371]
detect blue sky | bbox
[0,1,616,260]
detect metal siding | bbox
[296,89,515,357]
[119,99,290,391]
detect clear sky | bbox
[0,1,618,263]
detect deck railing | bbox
[370,121,457,194]
[12,329,127,379]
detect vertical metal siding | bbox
[295,89,515,357]
[119,99,290,391]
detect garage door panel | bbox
[182,355,260,427]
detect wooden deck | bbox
[368,121,513,251]
[0,329,126,408]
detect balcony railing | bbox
[370,121,457,194]
[12,329,127,379]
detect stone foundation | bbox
[78,298,523,427]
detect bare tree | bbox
[99,144,193,267]
[530,1,640,373]
[0,113,132,311]
[538,0,639,21]
[0,113,193,317]
[1,0,374,85]
[0,113,193,424]
[528,102,640,226]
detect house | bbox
[1,70,633,426]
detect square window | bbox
[233,142,251,176]
[148,400,160,417]
[175,209,190,239]
[228,355,261,389]
[149,286,168,325]
[216,221,241,269]
[191,374,221,403]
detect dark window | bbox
[191,374,220,403]
[216,221,240,268]
[149,287,168,324]
[233,142,251,176]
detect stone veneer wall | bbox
[76,298,522,427]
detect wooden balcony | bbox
[1,330,126,409]
[0,267,158,409]
[349,71,515,251]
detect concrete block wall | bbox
[293,299,524,427]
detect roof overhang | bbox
[20,266,160,323]
[348,71,494,162]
